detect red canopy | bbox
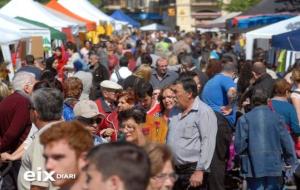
[46,0,96,31]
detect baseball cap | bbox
[74,100,100,118]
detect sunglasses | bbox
[77,116,102,125]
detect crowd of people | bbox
[0,30,300,190]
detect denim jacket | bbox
[235,105,298,178]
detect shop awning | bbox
[111,10,140,28]
[16,16,66,40]
[128,13,162,20]
[46,0,96,31]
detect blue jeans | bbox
[247,177,283,190]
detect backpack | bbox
[115,67,125,86]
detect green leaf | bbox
[225,0,261,12]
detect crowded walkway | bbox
[0,29,300,190]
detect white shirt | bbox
[24,124,38,150]
[110,67,132,83]
[266,68,278,79]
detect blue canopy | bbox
[237,15,293,29]
[111,10,140,28]
[128,13,162,21]
[272,29,300,51]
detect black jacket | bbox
[89,63,109,100]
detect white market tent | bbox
[140,23,171,31]
[0,0,79,31]
[57,0,127,28]
[45,6,86,27]
[0,13,51,45]
[44,6,86,33]
[246,15,300,60]
[58,0,114,23]
[0,28,28,45]
[0,13,51,80]
[0,28,30,80]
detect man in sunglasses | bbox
[74,100,107,145]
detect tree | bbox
[89,0,103,8]
[0,0,10,7]
[222,0,261,12]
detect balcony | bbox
[191,11,221,19]
[191,0,219,6]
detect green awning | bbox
[15,16,66,41]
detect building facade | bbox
[104,0,165,13]
[176,0,223,31]
[103,0,225,31]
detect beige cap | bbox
[73,100,100,118]
[100,80,123,90]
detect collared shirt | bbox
[150,70,178,89]
[167,97,217,170]
[18,121,62,190]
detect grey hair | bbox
[31,88,63,121]
[180,53,193,67]
[156,57,168,65]
[12,72,35,91]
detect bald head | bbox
[253,62,266,76]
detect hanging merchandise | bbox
[86,31,99,44]
[105,23,113,36]
[97,24,106,36]
[276,50,286,72]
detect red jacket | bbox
[95,98,119,142]
[108,54,119,75]
[55,47,68,81]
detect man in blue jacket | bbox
[235,88,298,190]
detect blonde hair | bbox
[133,64,152,82]
[0,80,10,101]
[144,143,173,177]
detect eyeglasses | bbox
[154,173,178,182]
[119,125,135,132]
